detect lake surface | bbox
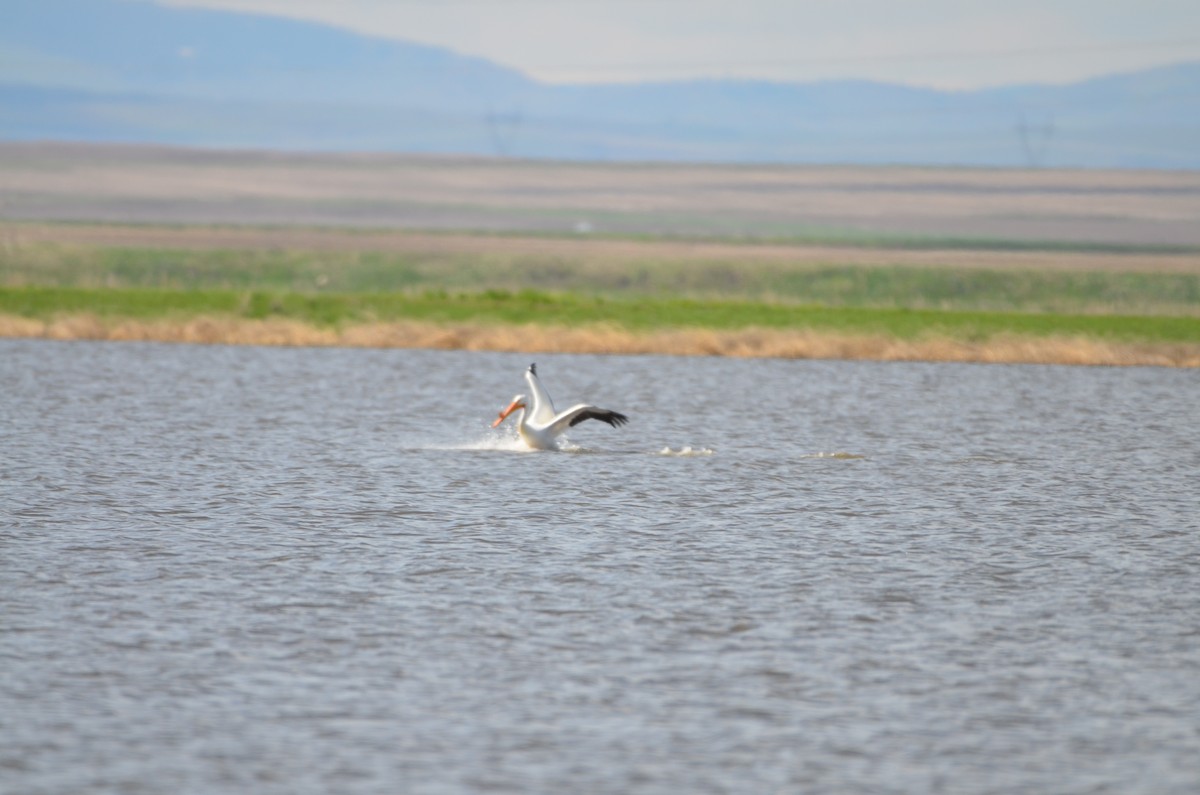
[3,339,1198,794]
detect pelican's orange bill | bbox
[492,399,525,427]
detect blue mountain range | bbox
[3,0,1198,167]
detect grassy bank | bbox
[3,286,1199,366]
[3,224,1198,366]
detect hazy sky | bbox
[157,0,1200,88]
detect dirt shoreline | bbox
[3,314,1197,367]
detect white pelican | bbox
[492,363,628,450]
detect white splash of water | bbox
[434,428,598,453]
[658,446,715,457]
[433,430,533,453]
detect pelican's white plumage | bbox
[492,363,628,450]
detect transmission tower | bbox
[1016,112,1055,168]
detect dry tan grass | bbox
[4,313,1197,367]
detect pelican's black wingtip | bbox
[568,408,629,429]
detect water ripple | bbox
[2,340,1198,794]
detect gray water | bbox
[2,339,1198,794]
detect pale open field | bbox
[3,141,1200,248]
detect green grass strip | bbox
[4,286,1198,344]
[4,242,1199,316]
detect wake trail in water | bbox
[427,431,717,456]
[800,451,866,459]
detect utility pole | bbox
[1016,112,1055,168]
[486,110,523,158]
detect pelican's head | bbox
[492,394,527,428]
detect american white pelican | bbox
[492,363,628,450]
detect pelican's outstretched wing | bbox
[523,363,558,426]
[546,404,629,437]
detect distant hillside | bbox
[3,0,1198,167]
